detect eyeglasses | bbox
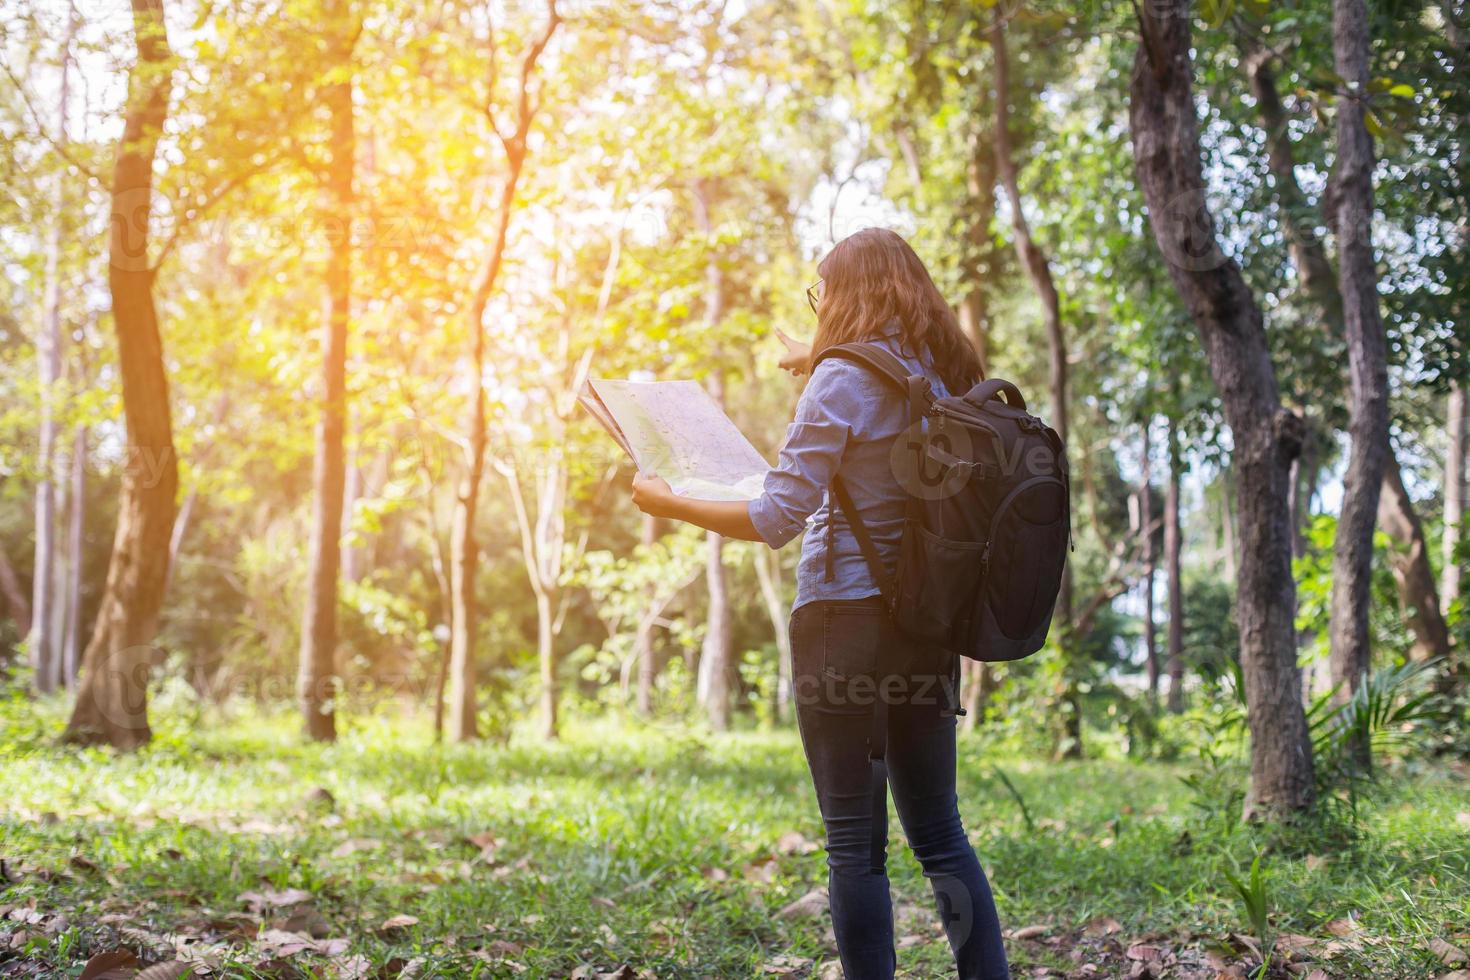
[806,279,824,315]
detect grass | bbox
[1,696,1467,978]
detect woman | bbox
[631,228,1009,979]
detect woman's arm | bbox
[630,358,871,547]
[631,473,765,541]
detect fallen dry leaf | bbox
[1324,917,1360,938]
[1083,917,1123,937]
[743,857,780,883]
[239,888,313,911]
[280,907,331,938]
[777,888,829,920]
[484,939,525,957]
[328,953,372,980]
[1011,924,1048,940]
[377,914,419,934]
[78,950,140,980]
[330,838,380,858]
[250,957,307,979]
[1431,939,1470,965]
[775,831,819,855]
[1276,933,1320,958]
[257,927,317,956]
[761,953,813,976]
[134,962,202,980]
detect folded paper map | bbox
[578,379,771,502]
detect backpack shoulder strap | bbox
[830,475,897,614]
[813,342,916,397]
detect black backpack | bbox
[816,342,1072,666]
[812,341,1072,876]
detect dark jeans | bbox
[790,597,1009,980]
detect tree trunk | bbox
[958,122,995,375]
[62,0,177,750]
[1129,5,1315,813]
[635,514,659,716]
[1221,468,1238,582]
[1377,463,1452,663]
[447,3,558,740]
[30,11,77,693]
[537,587,557,739]
[1445,382,1466,613]
[1140,418,1159,702]
[298,0,355,742]
[447,159,517,746]
[1326,0,1393,772]
[693,179,734,732]
[960,659,993,731]
[341,415,362,586]
[0,546,29,640]
[61,423,86,686]
[1243,43,1344,332]
[1288,425,1319,562]
[448,364,486,742]
[753,543,792,724]
[698,529,733,731]
[427,510,452,742]
[991,14,1079,755]
[1165,415,1185,712]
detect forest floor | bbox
[0,699,1467,979]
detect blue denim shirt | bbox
[747,324,952,611]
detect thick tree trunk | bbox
[1445,382,1466,613]
[1129,5,1315,813]
[1378,463,1452,663]
[1140,419,1159,701]
[299,0,355,742]
[1326,0,1393,769]
[62,0,177,750]
[1248,36,1437,695]
[991,14,1079,755]
[1165,416,1185,712]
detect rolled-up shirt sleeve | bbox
[747,360,869,549]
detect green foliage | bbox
[1223,854,1273,971]
[2,702,1468,977]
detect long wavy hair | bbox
[812,228,983,394]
